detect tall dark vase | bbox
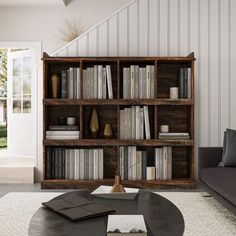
[89,109,99,138]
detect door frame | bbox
[0,42,41,171]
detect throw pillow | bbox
[220,129,236,167]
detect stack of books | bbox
[178,67,192,99]
[61,67,80,99]
[120,146,147,180]
[46,125,80,140]
[123,65,155,99]
[46,148,104,180]
[83,65,113,99]
[155,146,172,180]
[120,106,151,140]
[158,132,190,140]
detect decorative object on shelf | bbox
[103,123,113,139]
[51,73,61,98]
[67,117,76,126]
[57,117,66,125]
[111,175,125,193]
[89,109,100,138]
[160,125,169,133]
[146,167,155,180]
[170,87,179,99]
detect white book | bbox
[127,108,132,139]
[102,67,107,99]
[106,65,113,99]
[88,149,94,180]
[79,149,85,180]
[146,65,151,99]
[120,147,124,180]
[139,68,143,99]
[74,149,80,180]
[187,68,192,99]
[159,148,163,180]
[131,106,136,139]
[98,65,103,99]
[69,149,75,180]
[83,69,87,99]
[90,67,94,99]
[93,149,99,180]
[107,215,147,236]
[132,146,137,180]
[128,146,132,180]
[69,68,74,99]
[98,149,104,179]
[76,68,80,99]
[167,147,172,180]
[46,131,80,136]
[93,65,98,99]
[134,65,139,99]
[150,65,155,99]
[159,132,189,136]
[123,68,129,99]
[140,108,144,139]
[144,106,151,139]
[84,149,89,179]
[86,68,91,99]
[163,147,168,180]
[127,68,131,99]
[130,65,135,99]
[155,148,161,180]
[46,136,79,140]
[136,151,142,180]
[135,106,141,139]
[124,108,129,139]
[142,68,146,99]
[120,110,125,139]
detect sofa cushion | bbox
[200,167,236,206]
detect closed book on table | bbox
[42,196,115,222]
[107,215,147,236]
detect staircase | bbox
[0,150,34,183]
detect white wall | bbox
[0,0,131,54]
[35,0,236,181]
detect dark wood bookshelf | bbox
[41,53,196,189]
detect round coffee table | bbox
[29,190,184,236]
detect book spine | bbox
[90,67,94,99]
[84,149,89,179]
[120,147,124,180]
[128,146,132,180]
[132,146,137,180]
[136,151,142,180]
[65,149,69,179]
[143,68,146,99]
[61,70,68,99]
[144,106,151,139]
[139,68,143,99]
[102,67,107,99]
[73,68,77,99]
[155,148,160,180]
[62,148,65,179]
[140,108,144,139]
[130,65,135,99]
[58,148,62,179]
[128,108,132,139]
[106,65,113,99]
[98,65,103,99]
[127,68,131,99]
[94,149,99,180]
[123,68,127,98]
[69,68,73,99]
[135,106,141,139]
[123,147,128,180]
[131,106,136,139]
[150,65,155,98]
[83,69,87,99]
[163,147,168,180]
[167,147,172,180]
[124,108,128,139]
[87,68,91,99]
[49,125,79,131]
[88,149,93,180]
[74,149,80,180]
[93,65,98,99]
[141,151,147,179]
[98,149,104,180]
[120,110,124,139]
[77,68,80,99]
[159,148,163,180]
[134,65,139,99]
[146,65,151,98]
[79,149,85,180]
[46,148,51,179]
[187,68,192,99]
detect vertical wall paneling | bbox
[209,0,219,145]
[98,22,108,56]
[179,0,189,55]
[118,8,128,56]
[159,0,168,55]
[169,0,179,55]
[37,0,236,180]
[139,0,148,56]
[88,28,98,56]
[128,1,138,56]
[108,15,118,56]
[199,0,209,146]
[149,0,158,56]
[230,0,236,128]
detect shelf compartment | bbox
[41,178,196,189]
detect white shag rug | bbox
[0,192,235,236]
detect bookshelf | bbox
[41,52,196,189]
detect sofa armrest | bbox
[198,147,223,170]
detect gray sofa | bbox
[198,147,236,216]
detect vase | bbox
[89,109,99,138]
[51,73,61,98]
[111,175,126,193]
[103,123,113,139]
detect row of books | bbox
[123,65,155,99]
[155,147,172,180]
[83,65,113,99]
[119,146,147,180]
[61,68,80,99]
[120,106,151,140]
[46,148,104,180]
[178,67,192,99]
[158,132,190,140]
[46,130,80,140]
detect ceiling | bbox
[0,0,67,7]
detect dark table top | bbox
[29,190,184,236]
